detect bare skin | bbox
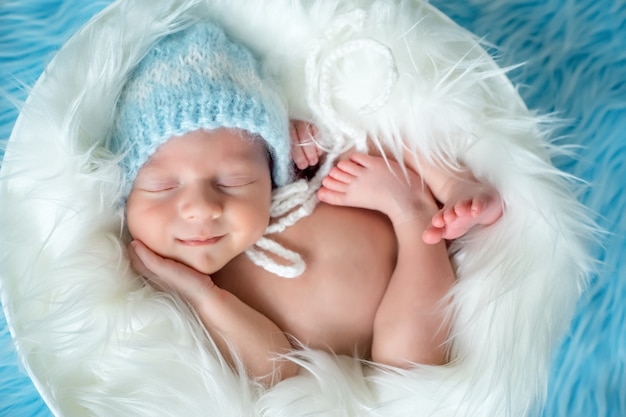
[318,152,455,365]
[129,239,299,384]
[212,152,456,369]
[290,119,503,245]
[126,129,299,385]
[127,128,401,384]
[129,122,502,384]
[407,152,503,245]
[212,203,398,359]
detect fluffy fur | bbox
[1,0,620,416]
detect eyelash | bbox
[145,186,176,193]
[138,177,255,192]
[137,181,178,192]
[217,180,254,188]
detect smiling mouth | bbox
[177,236,224,246]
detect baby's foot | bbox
[318,153,436,224]
[422,180,502,244]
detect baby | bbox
[111,22,502,385]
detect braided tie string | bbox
[246,9,399,278]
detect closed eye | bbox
[137,181,179,192]
[217,177,256,188]
[149,186,178,192]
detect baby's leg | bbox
[318,153,454,367]
[403,150,503,244]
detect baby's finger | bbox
[290,123,310,169]
[130,241,215,299]
[301,143,319,167]
[130,241,182,286]
[291,121,326,170]
[295,121,321,167]
[128,240,157,280]
[292,146,310,170]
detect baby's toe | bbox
[321,175,349,192]
[317,187,347,206]
[422,225,444,245]
[454,200,474,217]
[431,211,446,228]
[443,208,458,224]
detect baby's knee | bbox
[371,337,416,369]
[371,336,448,368]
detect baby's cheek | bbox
[243,210,271,246]
[127,204,163,244]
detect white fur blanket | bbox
[0,0,597,416]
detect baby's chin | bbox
[176,236,264,276]
[182,255,235,276]
[186,261,224,276]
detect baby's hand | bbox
[128,240,216,304]
[290,120,323,170]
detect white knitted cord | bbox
[246,9,398,278]
[245,236,306,279]
[244,157,335,278]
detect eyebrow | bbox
[221,146,271,169]
[220,159,268,176]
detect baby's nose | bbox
[179,186,223,220]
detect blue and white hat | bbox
[110,21,292,195]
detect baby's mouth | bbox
[177,236,224,246]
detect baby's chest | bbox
[217,253,392,355]
[214,205,397,353]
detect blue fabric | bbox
[1,1,624,416]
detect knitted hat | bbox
[110,21,292,196]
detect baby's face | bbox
[126,128,272,275]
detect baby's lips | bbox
[177,235,224,246]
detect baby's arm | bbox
[318,154,455,366]
[128,241,298,385]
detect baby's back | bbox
[212,203,397,358]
